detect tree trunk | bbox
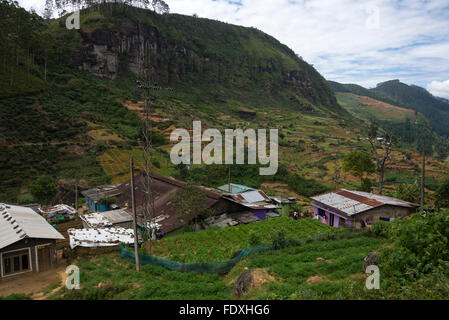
[44,56,47,82]
[378,168,384,195]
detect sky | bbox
[18,0,449,98]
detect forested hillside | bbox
[330,80,449,160]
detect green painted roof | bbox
[217,183,256,194]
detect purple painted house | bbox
[221,189,279,221]
[311,189,419,229]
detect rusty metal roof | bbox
[116,172,224,233]
[311,189,419,216]
[0,203,65,250]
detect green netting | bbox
[119,244,273,274]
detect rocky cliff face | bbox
[68,12,339,111]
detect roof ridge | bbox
[0,205,27,239]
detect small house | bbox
[116,172,235,234]
[311,189,419,229]
[81,184,121,212]
[0,203,64,279]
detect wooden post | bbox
[228,166,231,193]
[130,156,140,272]
[74,176,78,211]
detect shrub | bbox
[381,209,449,281]
[271,229,288,249]
[370,220,391,238]
[248,230,262,246]
[359,178,373,193]
[17,193,35,205]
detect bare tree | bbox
[366,122,395,195]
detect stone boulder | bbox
[233,269,275,297]
[363,252,379,273]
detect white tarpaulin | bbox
[68,227,135,249]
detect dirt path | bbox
[32,268,68,300]
[0,262,67,299]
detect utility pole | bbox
[130,156,140,272]
[421,144,425,207]
[136,69,173,254]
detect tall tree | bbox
[43,0,54,20]
[435,179,449,209]
[30,175,57,205]
[342,151,376,189]
[151,0,169,14]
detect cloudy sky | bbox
[18,0,449,98]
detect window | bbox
[2,249,31,276]
[4,257,11,274]
[318,208,326,217]
[21,254,29,270]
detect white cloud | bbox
[17,0,449,89]
[427,79,449,99]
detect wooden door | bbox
[37,245,52,272]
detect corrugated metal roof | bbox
[100,209,133,224]
[80,212,113,228]
[217,183,256,194]
[225,190,279,210]
[311,189,419,216]
[0,203,65,250]
[241,190,266,203]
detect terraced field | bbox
[336,92,415,122]
[97,148,177,183]
[149,217,332,262]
